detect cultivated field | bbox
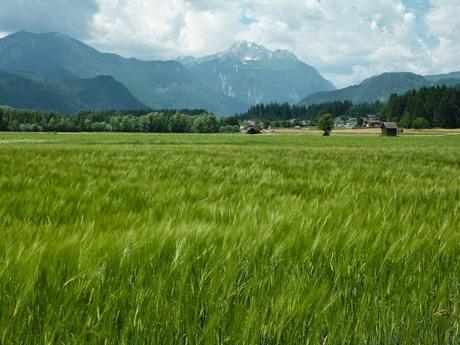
[0,132,459,344]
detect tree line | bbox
[1,85,459,132]
[0,108,241,133]
[238,101,384,121]
[238,86,460,129]
[380,86,460,128]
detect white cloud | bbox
[424,0,460,73]
[87,0,452,87]
[88,0,246,58]
[2,0,458,88]
[425,0,460,37]
[179,9,244,55]
[88,0,187,58]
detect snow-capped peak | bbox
[225,41,271,61]
[193,41,299,64]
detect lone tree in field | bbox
[317,114,334,136]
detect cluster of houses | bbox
[333,115,383,129]
[333,117,358,128]
[333,115,398,136]
[240,116,399,136]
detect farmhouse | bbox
[363,115,382,128]
[334,116,345,128]
[381,122,398,136]
[346,118,358,128]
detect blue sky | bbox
[0,0,459,87]
[404,0,431,11]
[403,0,437,46]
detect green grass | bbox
[0,132,459,344]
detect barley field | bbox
[0,132,459,344]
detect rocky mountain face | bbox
[181,41,336,106]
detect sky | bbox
[0,0,458,88]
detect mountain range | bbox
[0,31,459,115]
[0,31,334,114]
[298,72,460,106]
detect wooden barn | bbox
[381,122,398,136]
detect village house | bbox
[363,115,382,128]
[345,118,358,128]
[334,116,345,128]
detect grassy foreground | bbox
[0,132,459,344]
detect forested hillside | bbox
[380,86,460,128]
[298,72,460,106]
[238,101,384,121]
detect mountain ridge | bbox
[299,72,460,106]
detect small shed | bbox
[246,127,260,135]
[381,122,398,136]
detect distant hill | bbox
[298,72,460,106]
[425,71,460,83]
[181,41,335,106]
[0,70,146,114]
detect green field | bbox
[0,132,459,344]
